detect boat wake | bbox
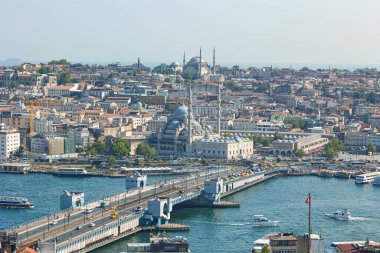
[349,216,370,221]
[190,221,250,226]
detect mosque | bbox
[148,85,253,159]
[182,48,213,79]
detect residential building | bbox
[0,128,20,160]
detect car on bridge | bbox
[49,220,58,225]
[100,202,109,208]
[110,211,119,219]
[133,206,143,213]
[89,223,96,227]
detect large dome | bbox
[188,57,207,65]
[173,105,188,117]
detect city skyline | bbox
[2,0,380,66]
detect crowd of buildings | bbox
[1,49,380,162]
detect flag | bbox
[305,196,310,204]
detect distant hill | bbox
[0,58,23,67]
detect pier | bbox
[0,167,285,253]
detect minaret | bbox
[187,84,193,146]
[217,84,221,135]
[213,46,216,74]
[137,57,140,71]
[183,52,186,69]
[198,47,202,78]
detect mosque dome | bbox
[173,105,188,118]
[188,57,206,65]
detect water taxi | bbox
[324,209,352,220]
[252,215,279,227]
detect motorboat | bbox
[252,215,279,227]
[0,196,33,208]
[324,209,352,220]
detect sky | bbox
[1,0,380,68]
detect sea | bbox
[0,174,379,253]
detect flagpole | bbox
[308,192,312,253]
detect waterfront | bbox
[1,174,380,252]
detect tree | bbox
[110,139,131,157]
[325,138,344,160]
[136,143,156,159]
[367,142,376,154]
[88,141,106,156]
[295,149,305,158]
[48,59,68,65]
[57,72,72,85]
[106,155,116,168]
[262,244,269,253]
[38,67,51,74]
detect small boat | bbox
[252,215,279,227]
[0,196,34,208]
[325,209,352,220]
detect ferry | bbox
[355,172,380,184]
[372,176,380,186]
[53,168,89,177]
[0,196,33,208]
[252,215,279,227]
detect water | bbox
[0,173,172,229]
[1,175,379,252]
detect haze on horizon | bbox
[1,0,380,68]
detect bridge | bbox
[0,166,287,253]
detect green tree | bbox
[295,149,305,158]
[88,141,106,156]
[136,143,156,159]
[110,139,131,157]
[48,59,68,65]
[367,142,376,154]
[262,244,270,253]
[106,155,116,168]
[325,138,344,160]
[38,67,51,74]
[57,72,72,85]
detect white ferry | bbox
[355,172,380,184]
[53,168,89,177]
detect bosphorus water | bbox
[1,174,379,253]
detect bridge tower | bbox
[202,177,224,203]
[142,197,172,226]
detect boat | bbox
[372,176,380,186]
[335,170,352,179]
[125,234,190,252]
[252,215,279,227]
[0,196,33,208]
[355,172,380,184]
[324,209,352,220]
[53,168,89,177]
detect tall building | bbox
[0,127,20,160]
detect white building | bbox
[47,84,78,97]
[0,128,20,160]
[194,135,253,160]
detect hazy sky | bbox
[1,0,380,67]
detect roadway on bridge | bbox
[16,166,239,246]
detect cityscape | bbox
[1,1,380,253]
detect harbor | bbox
[1,170,379,252]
